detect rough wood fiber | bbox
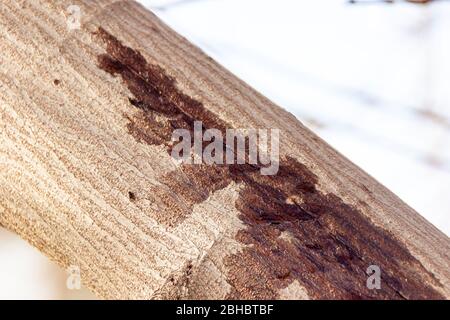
[0,0,449,299]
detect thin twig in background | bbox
[348,0,444,4]
[151,0,216,11]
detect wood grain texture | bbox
[0,0,449,299]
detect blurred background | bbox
[1,0,449,299]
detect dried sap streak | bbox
[95,27,443,299]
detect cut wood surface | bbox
[0,0,449,299]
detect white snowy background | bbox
[1,0,449,299]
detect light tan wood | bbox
[0,0,449,299]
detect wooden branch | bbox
[0,0,449,300]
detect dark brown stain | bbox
[53,79,61,86]
[95,28,443,299]
[128,191,136,201]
